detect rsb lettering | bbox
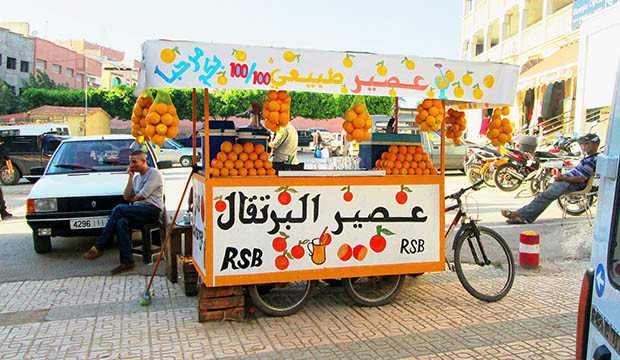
[220,247,263,271]
[400,238,425,255]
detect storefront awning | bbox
[517,43,578,91]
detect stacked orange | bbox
[130,91,153,144]
[262,90,291,132]
[374,145,438,176]
[486,106,513,147]
[445,109,467,145]
[342,100,372,142]
[141,90,180,146]
[415,99,444,132]
[209,141,276,177]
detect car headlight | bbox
[28,198,58,213]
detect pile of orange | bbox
[133,90,180,146]
[262,90,291,132]
[415,99,444,132]
[343,101,372,142]
[374,145,437,176]
[209,141,276,177]
[130,92,153,144]
[486,106,513,147]
[445,109,467,145]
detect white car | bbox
[25,135,172,253]
[156,139,199,167]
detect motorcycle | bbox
[464,145,501,186]
[493,147,562,192]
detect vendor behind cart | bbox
[269,122,298,164]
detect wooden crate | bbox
[177,255,198,296]
[166,225,193,283]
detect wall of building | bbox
[85,112,111,135]
[0,27,34,95]
[34,38,102,89]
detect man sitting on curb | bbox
[83,150,164,275]
[501,133,600,224]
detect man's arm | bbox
[557,174,587,184]
[123,170,135,201]
[135,170,163,201]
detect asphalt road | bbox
[0,163,594,282]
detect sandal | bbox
[506,218,526,225]
[501,209,515,219]
[83,246,104,260]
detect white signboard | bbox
[139,40,519,104]
[192,177,206,275]
[210,184,440,280]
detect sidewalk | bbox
[0,262,586,359]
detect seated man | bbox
[83,150,164,274]
[501,134,600,224]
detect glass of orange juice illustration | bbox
[307,237,326,265]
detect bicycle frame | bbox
[445,193,491,270]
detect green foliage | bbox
[0,82,21,115]
[11,85,394,119]
[22,70,67,90]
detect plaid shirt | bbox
[565,153,598,189]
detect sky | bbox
[2,0,464,62]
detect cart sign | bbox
[192,177,206,275]
[139,40,519,104]
[209,183,441,284]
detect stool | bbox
[132,219,164,264]
[165,223,193,282]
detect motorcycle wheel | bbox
[467,165,482,184]
[494,163,523,192]
[557,194,595,216]
[481,164,496,188]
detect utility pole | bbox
[83,55,88,136]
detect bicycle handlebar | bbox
[445,179,484,200]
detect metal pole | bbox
[440,101,446,175]
[394,97,399,133]
[204,88,210,176]
[192,89,197,164]
[84,55,88,136]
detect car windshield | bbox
[167,139,183,148]
[46,139,154,175]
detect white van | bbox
[576,63,620,359]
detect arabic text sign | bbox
[192,177,206,275]
[140,40,519,104]
[210,184,441,280]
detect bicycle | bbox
[445,179,515,302]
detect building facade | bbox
[0,27,34,95]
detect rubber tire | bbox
[0,166,21,185]
[453,226,515,302]
[180,156,192,167]
[248,280,316,317]
[33,233,52,254]
[557,195,594,216]
[466,165,482,185]
[481,165,496,188]
[343,275,405,307]
[494,163,522,192]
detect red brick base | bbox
[198,285,247,322]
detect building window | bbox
[503,6,520,39]
[76,74,84,83]
[487,20,500,48]
[552,0,571,13]
[20,61,29,73]
[462,40,470,58]
[52,64,62,74]
[474,30,485,56]
[111,76,122,87]
[65,68,74,77]
[525,0,543,27]
[7,57,17,70]
[35,59,47,71]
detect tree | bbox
[22,70,67,90]
[0,82,20,115]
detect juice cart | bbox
[137,40,519,316]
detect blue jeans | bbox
[517,181,584,223]
[95,204,160,264]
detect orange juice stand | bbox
[137,40,519,316]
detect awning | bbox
[518,43,578,91]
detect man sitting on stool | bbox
[501,134,600,224]
[83,150,164,275]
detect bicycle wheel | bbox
[248,280,316,316]
[343,275,405,307]
[454,226,515,302]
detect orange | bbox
[375,159,383,168]
[220,168,230,177]
[166,126,178,139]
[264,161,273,169]
[248,168,257,176]
[388,153,397,162]
[421,153,429,161]
[410,161,418,169]
[381,152,389,160]
[229,168,239,177]
[407,168,415,175]
[234,160,244,169]
[415,168,423,175]
[343,122,354,133]
[405,154,413,162]
[419,161,427,169]
[426,160,433,169]
[345,110,357,122]
[232,143,243,154]
[216,152,227,162]
[397,153,405,162]
[502,124,513,134]
[244,160,254,169]
[398,145,408,155]
[156,124,168,136]
[262,111,271,121]
[280,103,290,112]
[385,168,392,175]
[432,99,442,108]
[142,108,149,117]
[407,146,416,155]
[268,101,280,112]
[267,168,277,176]
[415,146,423,154]
[238,168,248,177]
[429,106,440,116]
[490,118,501,129]
[211,168,220,177]
[239,152,249,161]
[487,129,500,139]
[255,144,266,154]
[257,168,266,176]
[345,134,353,142]
[168,104,177,116]
[400,168,408,175]
[353,103,365,114]
[146,112,161,125]
[426,115,436,125]
[388,145,398,154]
[254,159,264,169]
[269,112,280,124]
[501,118,510,128]
[278,91,288,100]
[145,125,156,138]
[224,160,234,170]
[161,113,174,126]
[259,152,269,161]
[423,168,431,175]
[243,142,255,154]
[418,110,428,121]
[213,159,224,169]
[249,152,258,161]
[422,99,433,109]
[384,160,394,169]
[267,91,278,101]
[352,129,364,142]
[501,106,510,116]
[393,160,402,169]
[133,106,142,117]
[155,103,168,115]
[402,161,410,169]
[365,118,372,129]
[498,133,509,144]
[131,129,142,137]
[221,141,233,153]
[279,112,289,122]
[353,117,365,129]
[413,153,422,162]
[227,152,238,161]
[362,131,371,141]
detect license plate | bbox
[70,217,108,230]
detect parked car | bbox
[155,139,198,167]
[25,135,172,253]
[0,133,68,185]
[420,131,468,172]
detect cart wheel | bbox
[343,275,405,307]
[248,280,316,317]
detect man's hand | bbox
[127,168,135,178]
[554,174,565,181]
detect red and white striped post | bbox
[519,231,540,268]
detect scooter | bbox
[493,147,562,192]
